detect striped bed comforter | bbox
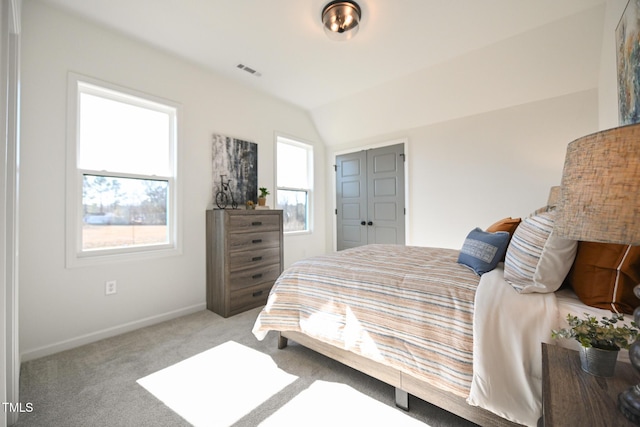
[252,244,481,398]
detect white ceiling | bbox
[39,0,605,113]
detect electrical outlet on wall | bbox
[105,280,117,295]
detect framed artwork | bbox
[616,0,640,125]
[212,134,258,209]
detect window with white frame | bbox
[67,75,179,264]
[276,136,313,233]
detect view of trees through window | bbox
[277,189,308,232]
[82,175,168,250]
[276,137,312,233]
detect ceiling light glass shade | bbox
[322,1,361,41]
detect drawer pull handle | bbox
[252,273,263,280]
[252,290,264,297]
[251,221,263,226]
[252,256,263,261]
[252,239,262,244]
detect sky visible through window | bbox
[79,91,171,175]
[277,142,309,188]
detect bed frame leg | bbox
[395,388,409,411]
[277,333,288,349]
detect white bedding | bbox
[468,266,556,426]
[469,265,632,426]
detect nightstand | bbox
[541,343,638,426]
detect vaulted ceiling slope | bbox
[40,0,606,145]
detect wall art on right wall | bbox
[617,0,640,125]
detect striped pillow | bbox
[504,211,577,293]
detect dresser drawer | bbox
[229,214,281,233]
[229,247,281,272]
[229,282,273,315]
[229,263,281,291]
[228,230,280,252]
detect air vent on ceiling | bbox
[236,63,262,77]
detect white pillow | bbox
[504,211,577,293]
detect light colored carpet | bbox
[15,307,478,427]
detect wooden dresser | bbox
[206,209,284,317]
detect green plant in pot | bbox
[258,187,269,206]
[552,313,638,377]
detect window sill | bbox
[284,230,311,237]
[66,245,182,268]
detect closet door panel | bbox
[336,144,405,250]
[336,151,367,251]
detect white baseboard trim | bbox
[21,303,207,362]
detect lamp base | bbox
[618,385,640,424]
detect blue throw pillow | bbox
[458,228,510,275]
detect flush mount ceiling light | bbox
[321,1,362,41]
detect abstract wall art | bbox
[212,134,258,209]
[617,0,640,125]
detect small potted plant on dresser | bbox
[258,187,270,206]
[552,313,638,377]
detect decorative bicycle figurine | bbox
[215,175,238,209]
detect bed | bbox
[252,211,638,426]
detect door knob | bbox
[360,221,366,226]
[367,221,373,226]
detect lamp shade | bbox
[547,186,561,209]
[322,1,361,41]
[555,124,640,245]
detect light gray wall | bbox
[311,5,604,147]
[19,0,326,360]
[599,0,629,128]
[321,6,605,251]
[327,90,598,251]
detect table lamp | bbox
[547,185,561,209]
[554,123,640,422]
